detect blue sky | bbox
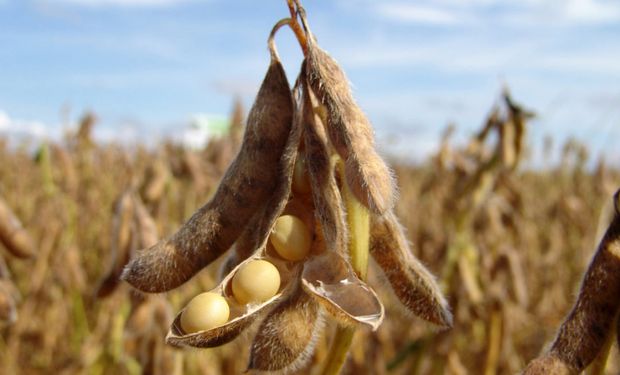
[0,0,619,163]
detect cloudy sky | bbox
[0,0,619,163]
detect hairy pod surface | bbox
[522,355,575,375]
[305,38,395,215]
[523,191,620,374]
[0,196,35,259]
[167,92,303,348]
[301,77,348,254]
[122,57,294,293]
[370,211,453,327]
[248,284,322,372]
[220,91,306,278]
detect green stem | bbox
[321,161,370,375]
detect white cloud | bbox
[42,0,194,8]
[0,111,9,131]
[362,0,620,26]
[377,4,461,25]
[564,0,620,23]
[0,110,57,141]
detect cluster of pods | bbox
[121,4,451,373]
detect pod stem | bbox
[322,162,370,375]
[285,0,308,56]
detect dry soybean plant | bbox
[0,195,35,326]
[121,1,451,373]
[522,190,620,375]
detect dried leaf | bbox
[370,211,452,327]
[248,284,322,372]
[302,251,384,330]
[305,38,395,215]
[122,56,294,293]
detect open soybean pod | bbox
[523,189,620,375]
[167,246,301,348]
[0,196,35,259]
[218,82,306,280]
[248,283,323,372]
[302,250,384,330]
[304,33,395,215]
[370,211,453,328]
[168,87,303,347]
[122,50,295,293]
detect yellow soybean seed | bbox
[232,260,280,304]
[180,292,230,333]
[292,156,311,195]
[270,215,311,261]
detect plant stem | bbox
[321,161,370,375]
[285,0,308,55]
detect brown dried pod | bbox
[122,55,294,293]
[248,283,322,372]
[370,211,452,327]
[504,89,535,165]
[97,190,136,298]
[126,296,171,339]
[167,249,300,348]
[301,73,347,254]
[0,256,18,325]
[140,158,170,204]
[229,96,245,149]
[220,99,306,281]
[0,195,35,259]
[522,355,574,375]
[50,144,78,195]
[468,107,500,155]
[168,89,303,348]
[76,112,96,146]
[304,36,395,215]
[522,190,620,375]
[0,279,18,325]
[133,195,159,249]
[500,120,517,169]
[302,250,384,330]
